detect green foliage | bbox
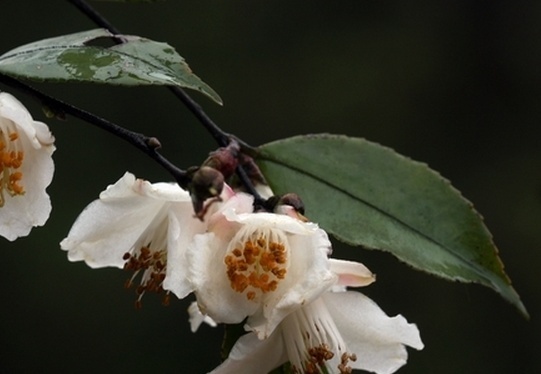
[257,134,527,317]
[0,29,221,104]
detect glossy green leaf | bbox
[257,134,527,317]
[0,29,221,104]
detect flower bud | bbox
[189,166,225,219]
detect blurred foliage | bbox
[1,1,539,373]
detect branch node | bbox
[147,137,162,150]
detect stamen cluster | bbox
[123,246,169,308]
[225,229,288,301]
[297,343,335,374]
[338,352,357,374]
[0,129,24,206]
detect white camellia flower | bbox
[185,201,338,338]
[0,92,55,241]
[210,264,423,374]
[185,198,423,374]
[60,172,252,306]
[183,196,377,343]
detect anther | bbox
[123,246,168,308]
[337,352,357,374]
[0,128,25,203]
[225,230,289,301]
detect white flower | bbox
[186,201,341,338]
[211,288,423,374]
[184,190,422,373]
[188,301,218,332]
[0,92,55,241]
[60,172,249,305]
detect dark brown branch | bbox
[67,0,264,204]
[0,72,190,188]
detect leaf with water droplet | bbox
[0,29,221,104]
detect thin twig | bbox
[67,0,263,202]
[0,72,190,188]
[68,0,121,34]
[68,0,228,147]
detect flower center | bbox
[123,246,169,308]
[0,128,25,207]
[282,298,356,374]
[224,227,289,301]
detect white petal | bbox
[99,172,189,202]
[247,228,336,339]
[329,259,375,287]
[323,292,424,374]
[0,135,53,240]
[187,232,258,323]
[163,205,206,298]
[0,92,54,150]
[135,178,191,202]
[188,302,217,333]
[210,331,286,374]
[224,210,319,236]
[98,172,137,199]
[60,173,170,268]
[207,192,254,238]
[0,93,54,241]
[32,120,55,149]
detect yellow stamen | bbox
[224,229,289,301]
[0,129,25,207]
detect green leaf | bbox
[257,134,527,317]
[0,29,221,104]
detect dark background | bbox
[1,1,539,373]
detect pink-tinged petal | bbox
[323,292,423,374]
[207,192,253,239]
[210,331,286,374]
[220,183,236,200]
[329,259,375,287]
